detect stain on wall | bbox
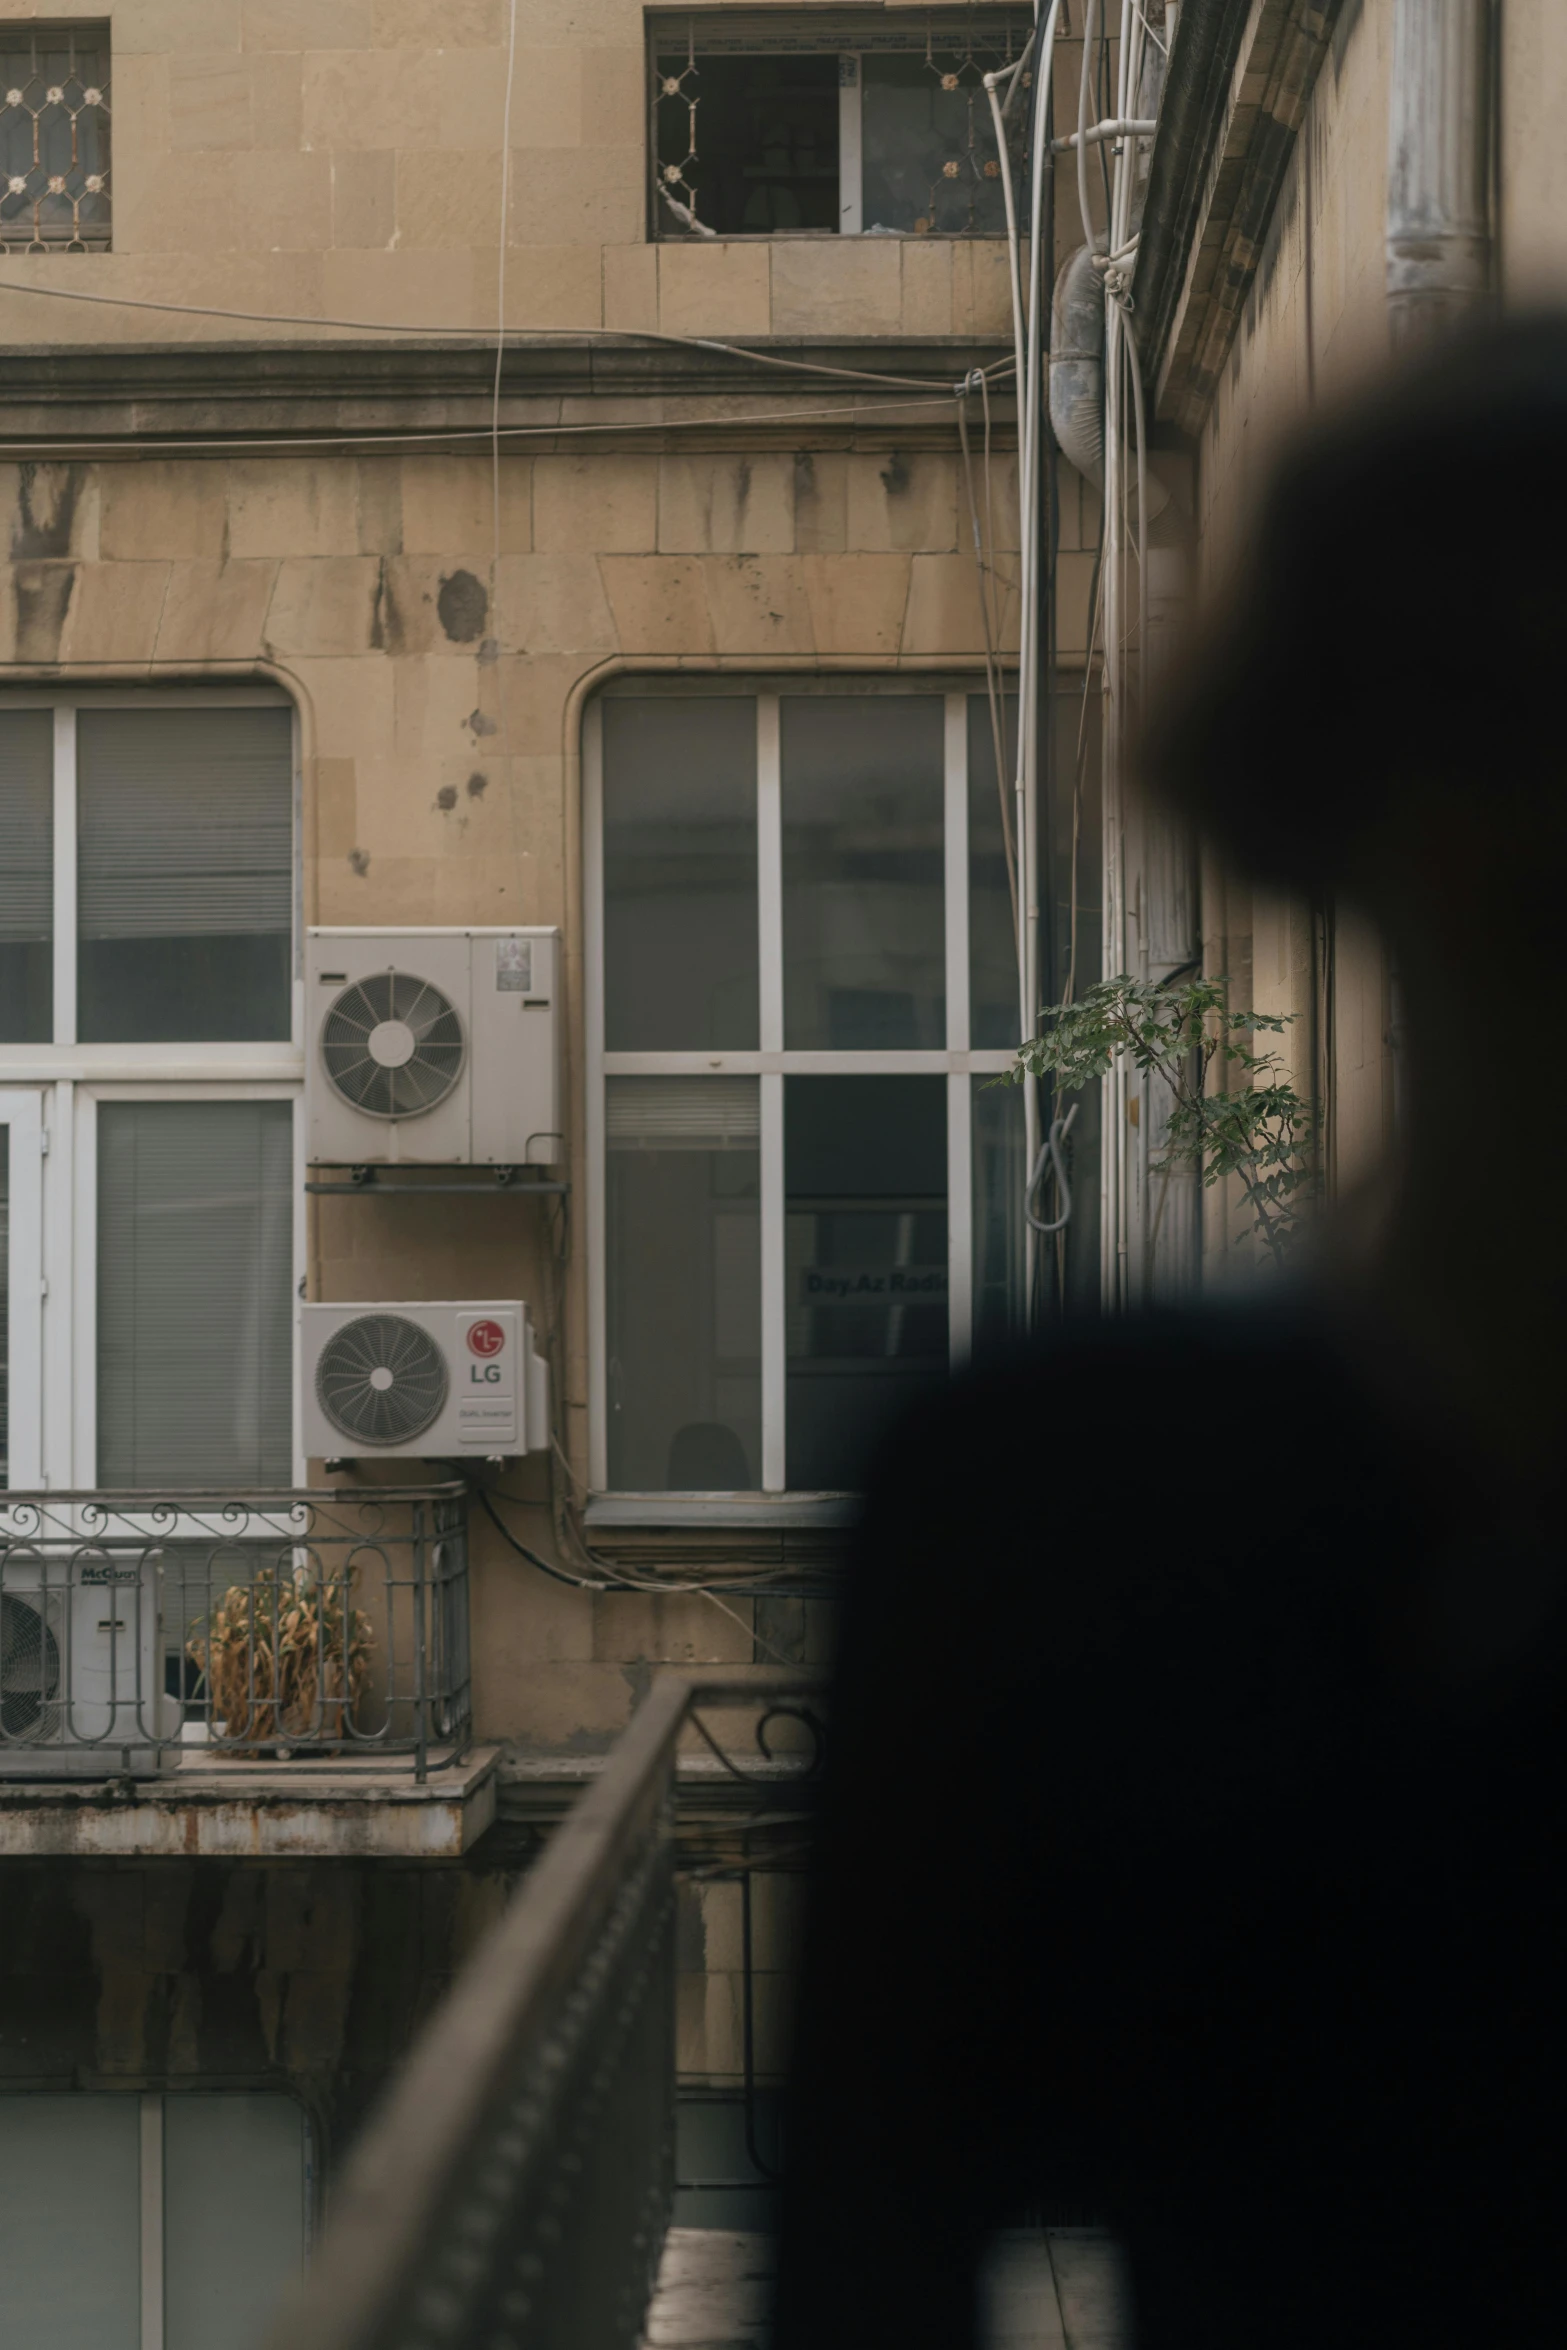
[1,1858,520,2172]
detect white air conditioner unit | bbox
[306,928,561,1166]
[301,1302,550,1462]
[0,1550,168,1778]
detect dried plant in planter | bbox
[188,1567,373,1747]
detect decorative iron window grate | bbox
[0,23,110,255]
[651,10,1028,239]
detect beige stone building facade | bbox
[2,0,1561,2335]
[0,0,1077,2320]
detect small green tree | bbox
[1010,975,1319,1267]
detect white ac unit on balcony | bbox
[0,1551,167,1778]
[301,1302,550,1462]
[306,928,561,1166]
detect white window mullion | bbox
[72,1086,97,1487]
[584,699,609,1493]
[43,1078,73,1490]
[52,704,76,1047]
[838,55,863,233]
[0,1088,45,1488]
[291,1092,307,1486]
[944,691,969,1053]
[140,2092,164,2350]
[947,1070,973,1366]
[760,1071,786,1491]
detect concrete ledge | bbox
[0,335,1013,452]
[585,1493,858,1529]
[0,1747,501,1860]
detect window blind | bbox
[77,705,292,941]
[0,1129,8,1485]
[606,1075,760,1150]
[0,708,52,945]
[97,1102,292,1488]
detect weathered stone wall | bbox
[0,1854,810,2147]
[1501,0,1567,307]
[0,1856,518,2166]
[0,432,1079,1745]
[1186,0,1397,1215]
[0,0,1012,343]
[675,1871,805,2091]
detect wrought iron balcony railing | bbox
[0,1485,469,1782]
[259,1672,825,2350]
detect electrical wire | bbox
[956,378,1020,957]
[0,270,1014,393]
[492,0,520,633]
[476,1480,813,1666]
[474,1482,608,1590]
[1076,0,1103,251]
[0,388,985,462]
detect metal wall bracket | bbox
[305,1165,569,1196]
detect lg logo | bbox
[466,1319,506,1384]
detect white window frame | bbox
[0,689,305,1493]
[0,1085,45,1488]
[584,682,1018,1501]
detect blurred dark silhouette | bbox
[774,317,1567,2347]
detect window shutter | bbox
[78,705,292,941]
[0,709,52,946]
[606,1075,760,1149]
[97,1102,293,1488]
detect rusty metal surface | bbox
[0,1485,470,1783]
[0,1746,502,1859]
[258,1674,826,2350]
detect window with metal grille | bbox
[650,10,1028,239]
[0,23,109,255]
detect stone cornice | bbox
[1132,0,1346,437]
[0,335,1012,453]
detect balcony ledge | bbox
[0,1746,501,1861]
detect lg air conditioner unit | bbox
[301,1302,551,1463]
[307,928,561,1166]
[0,1549,167,1778]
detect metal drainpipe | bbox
[1386,0,1493,345]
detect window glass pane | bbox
[607,1078,760,1491]
[0,1127,8,1485]
[0,2094,141,2348]
[78,706,293,1043]
[969,693,1020,1048]
[785,1075,947,1488]
[655,53,839,235]
[862,51,1009,236]
[603,698,758,1050]
[165,2093,306,2350]
[97,1102,293,1487]
[0,708,53,1042]
[972,1074,1025,1360]
[782,696,945,1049]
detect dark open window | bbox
[651,11,1027,239]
